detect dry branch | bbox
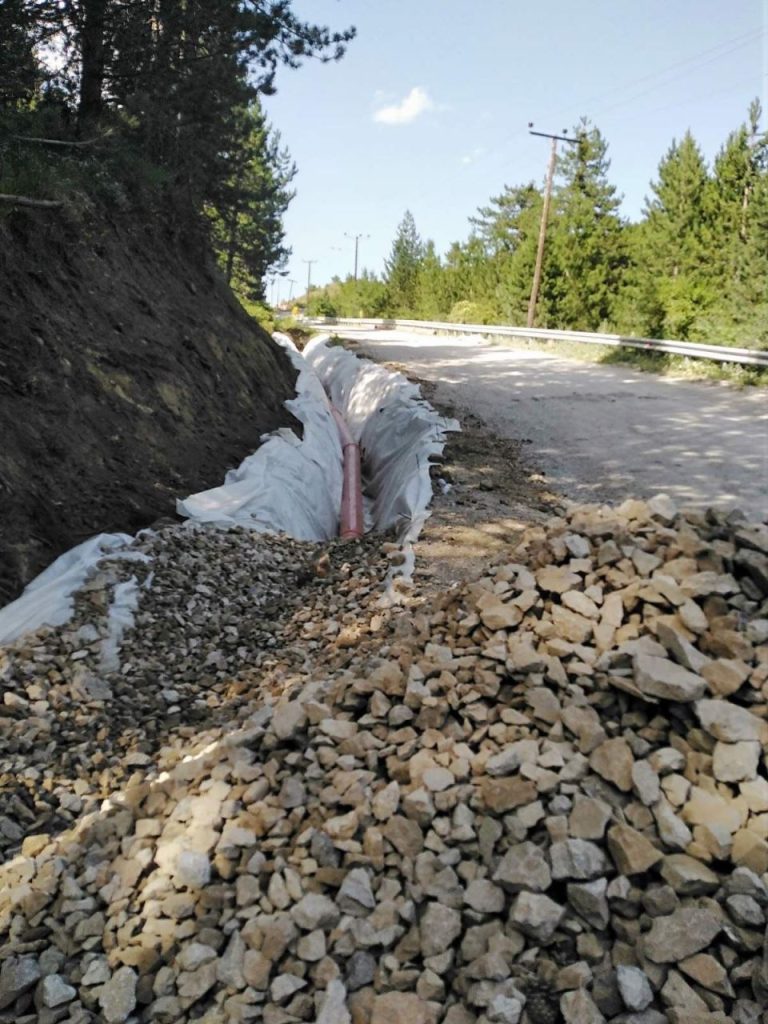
[0,193,63,209]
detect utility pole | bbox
[302,259,316,305]
[287,278,297,301]
[345,232,369,281]
[527,125,580,328]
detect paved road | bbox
[342,328,768,522]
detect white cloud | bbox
[461,147,487,165]
[374,86,434,125]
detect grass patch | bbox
[486,334,768,388]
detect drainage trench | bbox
[0,335,457,647]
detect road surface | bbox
[342,328,768,522]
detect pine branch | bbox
[13,130,112,149]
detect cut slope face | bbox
[0,209,298,604]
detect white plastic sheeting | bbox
[100,576,142,673]
[0,534,149,644]
[304,335,459,540]
[176,338,344,541]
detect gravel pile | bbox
[0,526,392,858]
[0,497,767,1024]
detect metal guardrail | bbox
[307,316,768,368]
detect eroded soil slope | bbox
[0,209,297,603]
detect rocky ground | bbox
[1,479,767,1024]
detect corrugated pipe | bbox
[331,406,364,539]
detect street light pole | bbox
[527,126,581,329]
[344,232,369,281]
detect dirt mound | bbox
[0,208,297,604]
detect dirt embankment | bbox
[0,208,298,604]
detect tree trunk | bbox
[78,0,107,129]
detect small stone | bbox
[270,973,306,1003]
[271,700,308,740]
[278,775,305,808]
[487,986,526,1023]
[537,566,581,594]
[659,854,719,895]
[173,850,211,889]
[550,839,608,880]
[291,893,340,931]
[345,951,376,992]
[422,765,454,791]
[480,776,537,813]
[633,654,706,702]
[631,761,661,805]
[493,841,552,892]
[0,957,42,1010]
[589,738,634,792]
[606,824,662,875]
[99,967,137,1024]
[509,891,565,943]
[372,781,400,821]
[568,796,611,840]
[695,700,768,743]
[567,879,610,931]
[217,930,246,989]
[560,988,605,1024]
[177,943,217,971]
[616,966,653,1012]
[38,974,77,1008]
[653,798,693,851]
[370,991,431,1024]
[316,979,351,1024]
[477,592,523,630]
[177,962,217,1002]
[383,815,424,858]
[725,893,764,927]
[643,908,722,963]
[420,902,462,957]
[297,930,326,963]
[486,740,539,776]
[712,741,761,782]
[338,868,375,915]
[678,954,734,997]
[702,659,750,697]
[464,878,505,914]
[648,493,677,523]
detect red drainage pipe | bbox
[331,406,364,539]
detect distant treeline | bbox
[0,1,354,299]
[312,109,768,347]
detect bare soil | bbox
[0,209,298,604]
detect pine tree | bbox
[469,182,540,257]
[544,120,627,330]
[635,131,713,337]
[208,101,296,300]
[710,101,768,287]
[384,211,425,316]
[414,241,447,320]
[0,0,38,106]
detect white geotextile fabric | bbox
[176,338,343,540]
[304,335,459,538]
[0,534,149,644]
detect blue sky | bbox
[263,0,767,301]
